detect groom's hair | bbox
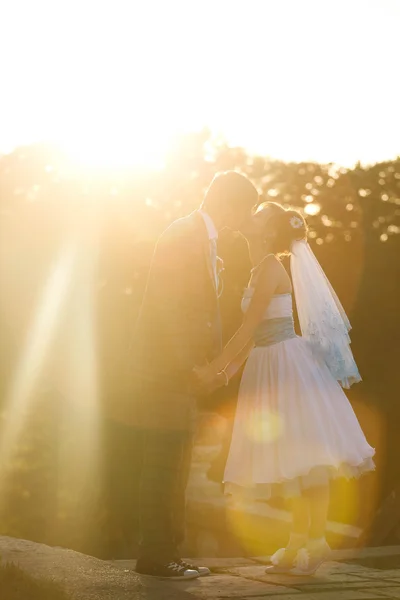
[201,170,259,213]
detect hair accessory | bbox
[290,215,304,229]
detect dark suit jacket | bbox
[130,211,222,429]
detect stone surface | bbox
[353,569,400,580]
[370,589,400,598]
[254,545,400,565]
[283,593,386,600]
[112,557,257,572]
[240,596,304,600]
[112,547,400,598]
[224,565,370,586]
[346,546,400,558]
[299,581,395,592]
[241,594,379,600]
[314,561,377,575]
[311,593,394,600]
[166,574,286,598]
[0,535,191,600]
[2,535,400,599]
[220,565,324,586]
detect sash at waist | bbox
[254,317,296,347]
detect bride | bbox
[194,201,375,576]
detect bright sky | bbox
[1,0,399,167]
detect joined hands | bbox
[191,364,228,395]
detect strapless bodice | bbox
[241,288,293,319]
[242,288,296,347]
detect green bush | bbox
[0,560,71,600]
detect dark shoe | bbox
[177,559,210,577]
[135,558,200,580]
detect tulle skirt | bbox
[224,336,375,499]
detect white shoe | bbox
[291,541,331,576]
[265,547,299,575]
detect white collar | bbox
[198,210,218,241]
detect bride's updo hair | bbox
[258,201,308,255]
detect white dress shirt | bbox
[199,210,218,288]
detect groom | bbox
[131,170,258,579]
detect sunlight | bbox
[57,120,175,169]
[0,241,78,483]
[1,0,399,166]
[304,203,321,216]
[0,222,101,539]
[55,231,102,531]
[245,410,284,444]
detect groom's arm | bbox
[195,340,254,395]
[141,221,202,371]
[147,222,193,309]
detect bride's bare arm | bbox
[206,256,280,376]
[223,339,254,380]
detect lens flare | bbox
[0,241,78,484]
[245,409,284,444]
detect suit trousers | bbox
[137,426,194,562]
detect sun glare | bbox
[1,0,399,167]
[56,123,175,169]
[0,241,78,486]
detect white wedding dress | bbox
[224,290,375,499]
